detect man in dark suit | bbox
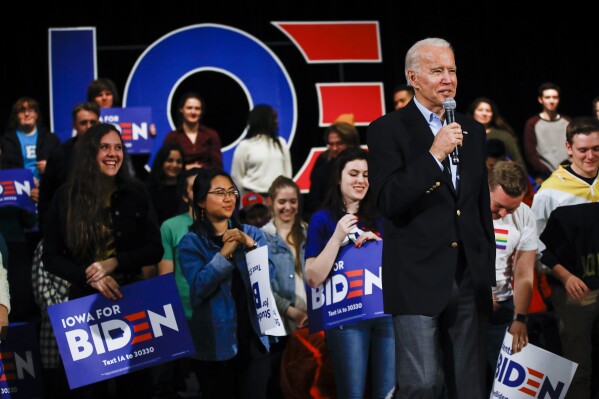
[367,38,495,398]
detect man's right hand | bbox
[430,122,463,162]
[508,320,528,354]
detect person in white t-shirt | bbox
[487,161,537,372]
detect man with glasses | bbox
[304,118,360,219]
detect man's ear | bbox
[565,141,573,156]
[407,70,418,90]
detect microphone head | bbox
[443,97,457,110]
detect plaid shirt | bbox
[31,240,69,369]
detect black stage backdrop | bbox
[1,1,595,175]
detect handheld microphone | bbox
[443,98,459,165]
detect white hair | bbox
[404,38,453,83]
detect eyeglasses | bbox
[17,107,37,114]
[207,189,239,199]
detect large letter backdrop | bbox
[48,274,195,389]
[49,22,384,190]
[307,240,386,333]
[490,332,578,399]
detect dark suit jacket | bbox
[367,100,495,316]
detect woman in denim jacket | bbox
[178,167,273,399]
[261,176,308,398]
[262,176,309,334]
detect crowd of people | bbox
[0,36,598,399]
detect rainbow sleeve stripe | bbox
[494,228,508,250]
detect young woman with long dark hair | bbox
[146,142,186,224]
[178,167,274,399]
[304,148,395,398]
[42,123,163,398]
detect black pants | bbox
[194,339,270,399]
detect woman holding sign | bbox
[178,167,274,399]
[42,123,163,398]
[43,123,163,300]
[305,148,395,398]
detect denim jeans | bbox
[325,316,395,398]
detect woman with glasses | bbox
[178,167,273,399]
[305,148,395,399]
[2,97,64,184]
[1,96,63,322]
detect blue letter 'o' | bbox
[123,24,297,171]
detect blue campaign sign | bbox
[100,107,154,154]
[48,274,195,389]
[0,169,36,213]
[307,240,387,333]
[0,322,44,399]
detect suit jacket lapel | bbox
[404,103,458,198]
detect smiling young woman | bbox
[304,148,395,398]
[163,92,223,170]
[261,176,309,398]
[178,167,275,399]
[42,123,163,398]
